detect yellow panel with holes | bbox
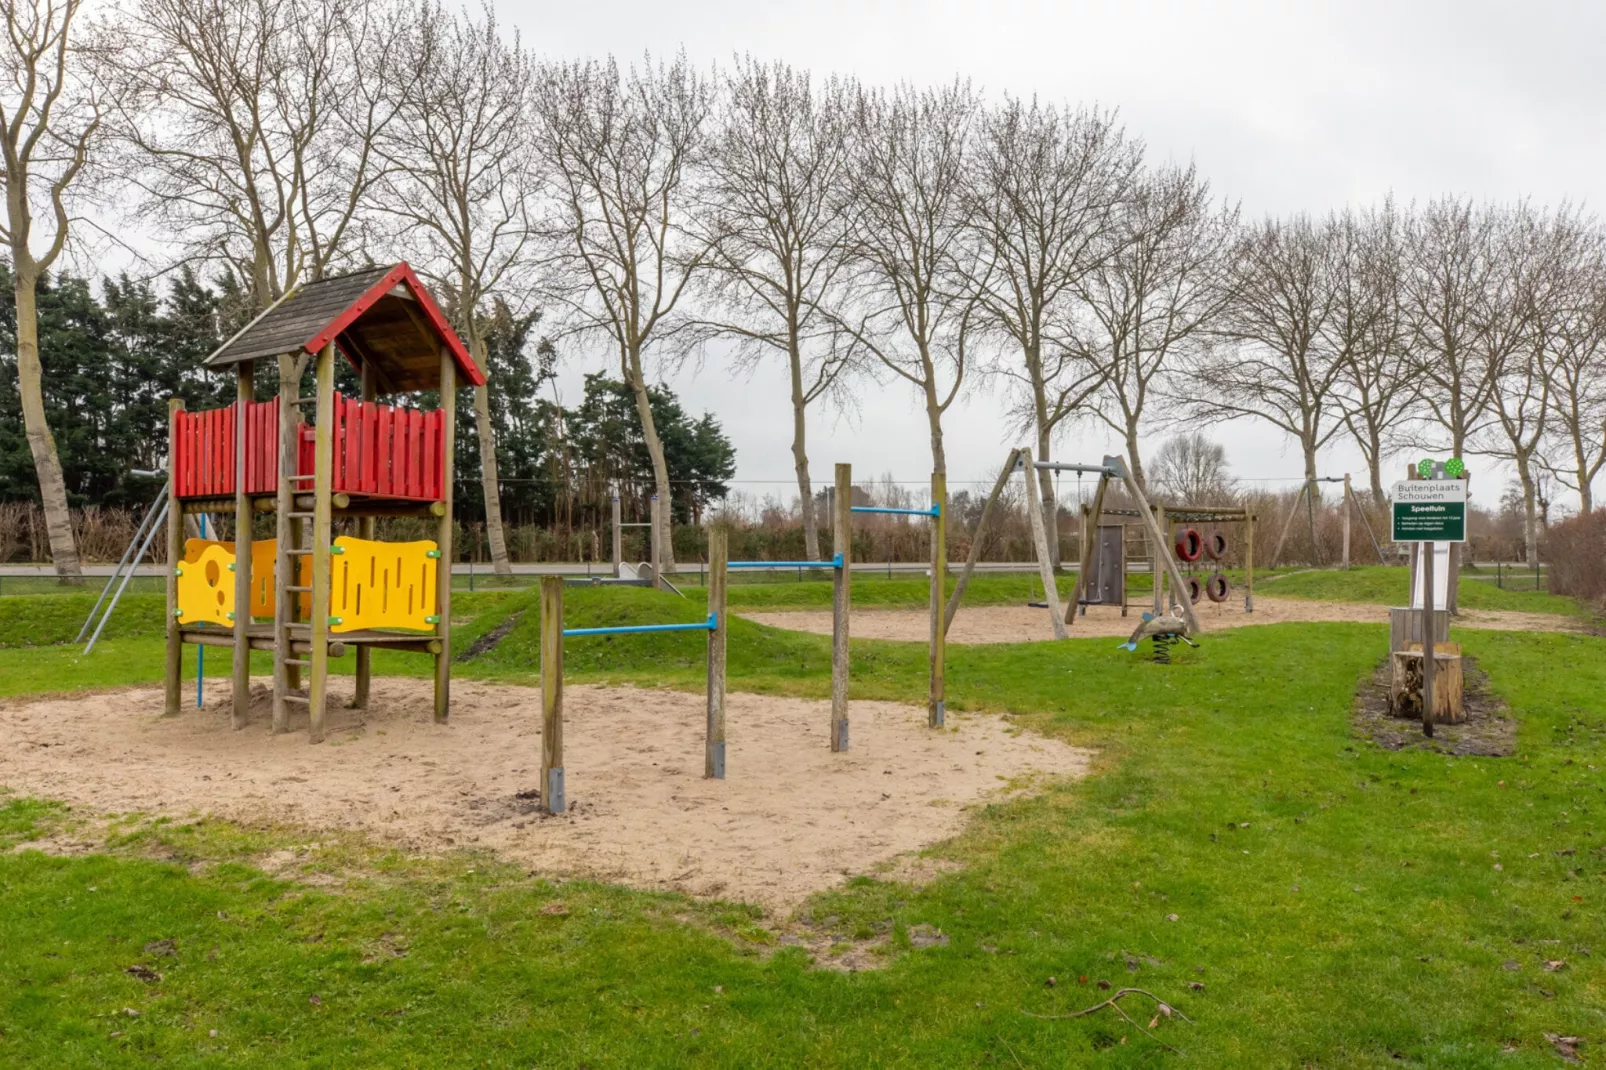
[328,537,440,633]
[174,542,237,626]
[177,539,308,621]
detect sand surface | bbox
[0,679,1088,910]
[738,596,1585,644]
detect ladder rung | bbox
[288,511,315,519]
[286,585,312,593]
[289,395,319,406]
[286,548,314,555]
[280,693,310,704]
[286,474,316,481]
[282,658,311,667]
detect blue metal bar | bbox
[563,612,718,638]
[851,505,940,517]
[728,553,843,569]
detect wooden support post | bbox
[1152,504,1167,616]
[929,470,946,728]
[1244,513,1255,612]
[539,576,565,814]
[1269,481,1306,569]
[1120,457,1201,634]
[306,342,335,743]
[944,449,1018,632]
[832,462,851,751]
[649,494,662,590]
[1421,540,1435,738]
[272,354,299,733]
[1019,450,1068,640]
[232,364,254,728]
[164,398,185,715]
[351,361,377,711]
[1341,474,1352,570]
[1066,465,1110,627]
[610,491,622,578]
[434,349,456,723]
[706,525,727,778]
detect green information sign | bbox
[1391,481,1467,542]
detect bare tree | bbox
[2,0,113,582]
[120,0,398,307]
[1483,205,1590,559]
[969,97,1139,565]
[697,58,856,562]
[532,53,713,569]
[1067,162,1236,489]
[1190,213,1348,497]
[1332,202,1416,507]
[1149,431,1233,503]
[1543,238,1606,513]
[1400,198,1518,459]
[836,80,982,477]
[374,2,534,575]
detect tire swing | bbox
[1174,527,1203,562]
[1185,577,1203,604]
[1204,532,1228,561]
[1205,573,1230,603]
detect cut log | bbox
[1389,644,1464,723]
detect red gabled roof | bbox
[203,262,486,392]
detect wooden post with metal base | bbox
[929,471,947,728]
[705,526,728,778]
[832,463,851,751]
[539,575,564,814]
[232,363,254,728]
[164,398,185,715]
[434,349,456,723]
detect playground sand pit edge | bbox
[0,679,1089,909]
[738,597,1584,644]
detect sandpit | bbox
[0,679,1088,910]
[738,596,1586,644]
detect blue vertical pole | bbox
[196,515,206,707]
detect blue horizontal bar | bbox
[851,505,940,517]
[563,613,718,638]
[728,553,843,569]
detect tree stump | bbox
[1389,643,1464,723]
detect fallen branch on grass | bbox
[1023,987,1193,1054]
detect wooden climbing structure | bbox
[164,263,485,741]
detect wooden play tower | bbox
[164,263,484,741]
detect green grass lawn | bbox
[1259,565,1586,616]
[1,584,1604,1065]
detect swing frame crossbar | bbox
[1031,460,1120,478]
[851,505,940,518]
[562,613,718,638]
[728,554,843,569]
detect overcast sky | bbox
[496,0,1603,511]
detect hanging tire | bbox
[1205,532,1228,561]
[1186,577,1203,604]
[1175,527,1203,562]
[1205,573,1230,602]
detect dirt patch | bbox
[0,679,1088,911]
[1352,656,1515,756]
[739,598,1585,644]
[455,611,523,661]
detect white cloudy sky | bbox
[501,0,1604,511]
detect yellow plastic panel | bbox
[175,542,236,626]
[177,538,307,622]
[329,537,440,633]
[247,540,310,619]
